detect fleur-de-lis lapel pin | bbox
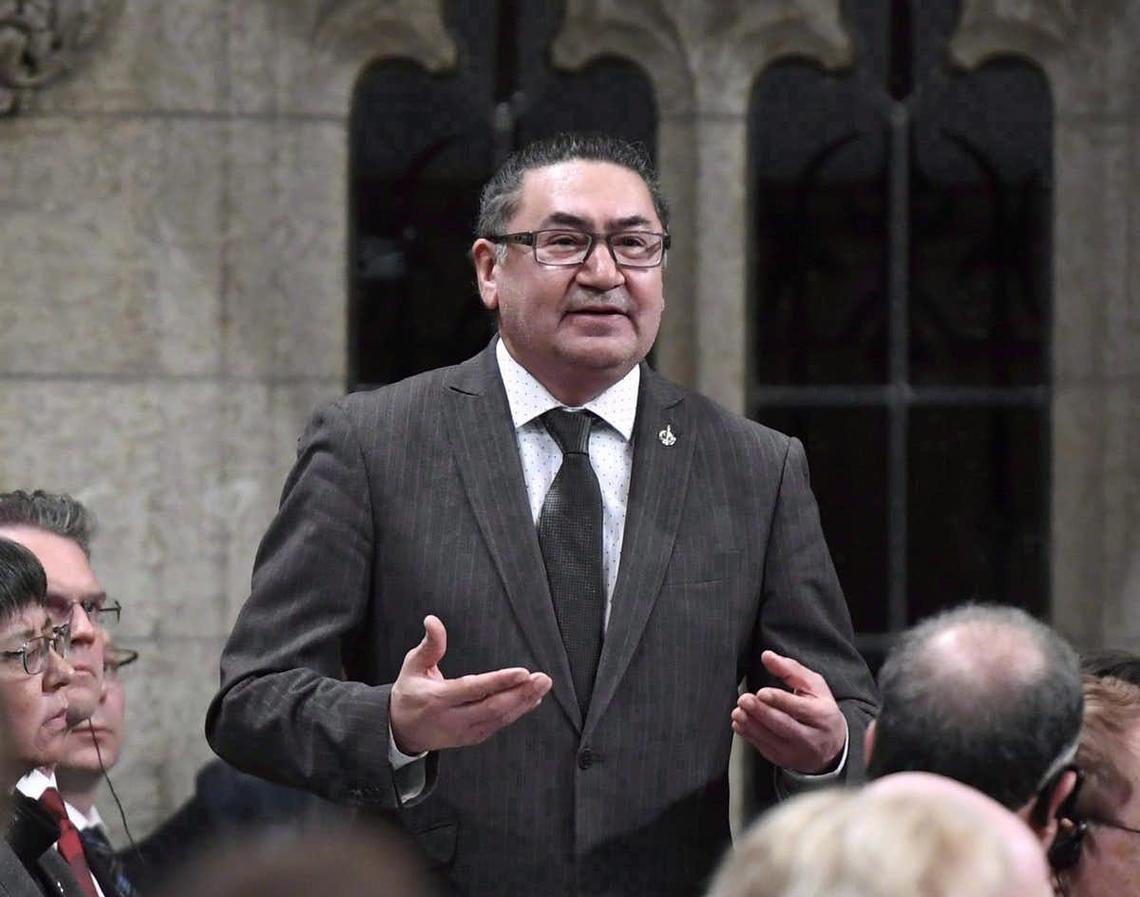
[658,424,676,447]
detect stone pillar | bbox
[554,0,850,413]
[951,0,1140,649]
[0,0,454,838]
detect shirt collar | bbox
[16,767,98,829]
[495,339,639,441]
[16,767,57,800]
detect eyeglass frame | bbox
[104,646,139,679]
[45,597,121,631]
[488,229,671,268]
[0,622,72,676]
[1086,817,1140,836]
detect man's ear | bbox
[471,239,500,312]
[863,718,877,770]
[1025,768,1078,846]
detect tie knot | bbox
[39,787,67,822]
[543,409,594,455]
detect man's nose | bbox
[575,238,625,290]
[68,603,97,643]
[44,646,74,689]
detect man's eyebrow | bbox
[1,625,38,644]
[539,212,657,231]
[45,590,106,605]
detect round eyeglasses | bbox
[489,229,670,268]
[1,623,71,676]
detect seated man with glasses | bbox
[1054,667,1140,897]
[56,643,138,897]
[0,491,126,897]
[0,536,91,897]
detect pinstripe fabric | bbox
[207,341,878,897]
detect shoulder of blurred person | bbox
[120,759,344,893]
[149,822,436,897]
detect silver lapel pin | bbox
[658,424,676,447]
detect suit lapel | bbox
[585,367,694,735]
[442,344,582,731]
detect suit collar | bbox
[7,791,60,867]
[444,343,583,730]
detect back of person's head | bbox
[0,537,48,622]
[0,490,96,556]
[707,776,1050,897]
[868,603,1082,811]
[151,824,436,897]
[476,131,668,238]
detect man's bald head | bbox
[868,604,1082,811]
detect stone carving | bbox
[0,0,123,115]
[552,0,851,116]
[951,0,1130,68]
[311,0,455,73]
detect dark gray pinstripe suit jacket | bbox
[206,341,877,897]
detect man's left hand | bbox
[731,650,846,774]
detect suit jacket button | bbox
[578,748,594,770]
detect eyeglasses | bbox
[1087,818,1140,836]
[46,598,121,631]
[489,229,671,268]
[104,646,138,680]
[1,623,71,676]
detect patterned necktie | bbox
[39,787,99,897]
[538,409,605,716]
[80,825,138,897]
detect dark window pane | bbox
[752,407,889,634]
[750,61,889,385]
[909,59,1052,387]
[907,406,1048,622]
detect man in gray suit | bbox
[207,133,877,897]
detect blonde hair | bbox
[707,787,1011,897]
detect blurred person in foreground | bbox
[865,603,1083,851]
[0,536,89,897]
[706,772,1053,897]
[151,823,435,897]
[1053,666,1140,897]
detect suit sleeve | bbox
[204,399,434,808]
[749,436,879,787]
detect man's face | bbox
[473,160,665,404]
[0,606,72,778]
[1067,723,1140,897]
[0,526,105,726]
[58,649,126,774]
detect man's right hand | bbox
[390,615,553,755]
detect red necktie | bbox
[39,787,99,897]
